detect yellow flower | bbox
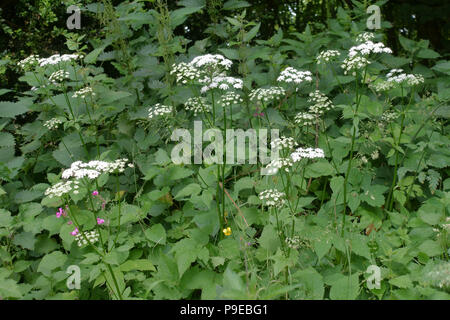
[223,227,232,236]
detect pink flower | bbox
[67,221,73,225]
[92,190,99,196]
[71,227,79,236]
[56,207,64,218]
[97,218,105,225]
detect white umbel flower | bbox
[218,91,243,106]
[277,67,313,85]
[348,41,392,58]
[44,118,63,130]
[294,112,316,126]
[61,159,129,180]
[72,86,95,98]
[356,32,375,43]
[45,180,80,198]
[308,90,334,115]
[264,157,294,175]
[341,55,371,75]
[190,54,232,71]
[18,55,40,70]
[270,136,296,150]
[49,70,69,84]
[75,230,100,247]
[386,69,424,86]
[170,62,202,84]
[38,53,82,67]
[148,104,173,119]
[258,189,286,208]
[291,147,325,162]
[249,87,285,104]
[316,50,340,64]
[184,97,211,115]
[199,75,243,93]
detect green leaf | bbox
[144,223,167,245]
[0,99,32,118]
[389,275,413,289]
[37,251,67,276]
[119,259,156,272]
[0,132,14,147]
[329,273,360,300]
[12,231,36,250]
[243,23,260,42]
[174,183,201,200]
[305,160,335,178]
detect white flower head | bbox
[184,97,211,115]
[316,50,340,64]
[291,147,325,162]
[148,103,173,119]
[277,67,313,86]
[73,86,95,98]
[295,112,316,126]
[308,90,334,115]
[249,87,285,104]
[218,91,243,107]
[18,55,40,70]
[199,75,243,93]
[49,70,70,84]
[258,189,286,208]
[44,118,63,130]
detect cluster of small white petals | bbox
[184,97,211,115]
[258,189,286,208]
[170,62,202,84]
[316,50,340,64]
[264,157,294,174]
[18,55,40,70]
[295,112,316,126]
[75,230,100,247]
[44,118,63,130]
[386,69,424,86]
[356,32,375,43]
[61,159,129,180]
[249,87,285,103]
[381,111,399,122]
[190,54,232,71]
[285,236,301,249]
[38,53,82,67]
[218,91,243,106]
[200,75,243,93]
[277,67,313,85]
[371,150,379,160]
[425,262,450,290]
[270,136,296,150]
[348,41,392,58]
[369,80,395,92]
[341,55,371,75]
[148,104,173,119]
[308,90,334,115]
[49,70,69,84]
[72,86,95,98]
[44,180,80,198]
[291,147,325,162]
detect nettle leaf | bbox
[174,183,201,200]
[0,132,14,147]
[360,185,388,207]
[0,99,32,118]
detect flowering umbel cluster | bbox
[291,147,325,162]
[148,104,173,119]
[61,159,130,180]
[258,189,286,208]
[249,87,285,104]
[75,230,100,247]
[307,90,334,115]
[73,86,95,98]
[277,67,313,85]
[316,50,340,64]
[44,118,63,130]
[184,97,211,115]
[386,69,425,86]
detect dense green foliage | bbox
[0,0,449,300]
